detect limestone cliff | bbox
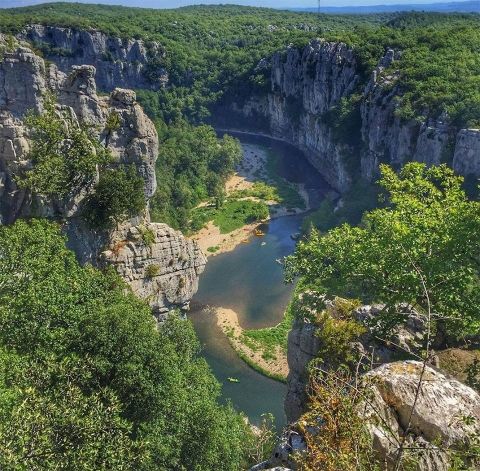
[222,40,480,192]
[0,38,205,315]
[18,24,168,91]
[285,301,426,423]
[254,361,480,471]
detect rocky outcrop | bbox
[364,361,480,470]
[0,43,158,221]
[453,128,480,176]
[285,321,321,424]
[285,301,425,422]
[18,24,168,91]
[223,40,480,192]
[101,222,206,318]
[0,38,205,313]
[257,361,480,471]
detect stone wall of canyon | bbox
[0,37,205,316]
[222,39,480,192]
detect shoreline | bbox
[215,306,289,383]
[189,142,309,257]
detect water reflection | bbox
[189,135,331,429]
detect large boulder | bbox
[262,361,480,470]
[285,299,426,422]
[364,361,480,470]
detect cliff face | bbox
[255,361,480,471]
[18,24,168,91]
[285,302,425,423]
[0,38,205,315]
[225,40,480,192]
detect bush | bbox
[214,199,269,233]
[145,263,160,277]
[83,165,145,229]
[139,225,156,246]
[17,96,109,198]
[294,369,380,471]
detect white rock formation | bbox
[364,361,480,470]
[0,38,205,314]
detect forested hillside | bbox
[1,3,478,228]
[0,4,479,469]
[0,4,478,126]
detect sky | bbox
[0,0,476,9]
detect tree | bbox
[83,165,146,229]
[286,163,480,340]
[0,353,146,471]
[17,96,109,198]
[0,219,252,470]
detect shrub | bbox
[145,263,160,278]
[294,369,380,471]
[139,225,156,246]
[214,199,269,233]
[17,96,109,198]
[83,165,145,229]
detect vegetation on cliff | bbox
[18,97,147,229]
[0,5,478,127]
[284,164,480,470]
[287,162,480,341]
[17,97,110,198]
[0,219,253,470]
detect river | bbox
[188,133,330,430]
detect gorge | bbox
[0,4,479,470]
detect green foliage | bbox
[150,121,242,231]
[314,304,365,368]
[466,358,480,392]
[323,93,362,146]
[0,219,252,470]
[0,354,146,470]
[302,180,380,234]
[287,163,480,340]
[17,96,109,198]
[242,298,295,356]
[230,181,280,202]
[105,110,121,132]
[191,198,268,234]
[295,369,380,471]
[145,264,160,278]
[2,5,478,126]
[138,225,156,246]
[83,165,145,229]
[247,413,277,465]
[264,149,306,210]
[213,199,269,233]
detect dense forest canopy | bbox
[0,219,253,470]
[0,4,478,126]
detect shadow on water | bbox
[189,134,331,430]
[219,130,330,208]
[190,304,288,430]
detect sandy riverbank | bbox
[190,143,308,257]
[215,306,289,381]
